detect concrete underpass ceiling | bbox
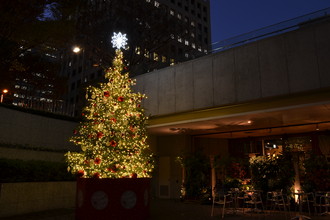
[147,103,330,139]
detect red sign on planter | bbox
[75,178,151,220]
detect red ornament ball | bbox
[77,170,85,177]
[97,132,104,138]
[117,96,124,102]
[104,91,110,97]
[94,157,101,165]
[93,172,100,179]
[110,140,117,147]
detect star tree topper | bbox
[111,32,128,50]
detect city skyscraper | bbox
[60,0,211,116]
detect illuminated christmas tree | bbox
[65,33,154,179]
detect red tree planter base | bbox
[75,178,151,220]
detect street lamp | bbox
[0,89,8,103]
[72,46,86,82]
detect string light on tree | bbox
[65,33,154,179]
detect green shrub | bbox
[249,152,295,194]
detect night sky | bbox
[210,0,330,44]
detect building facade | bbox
[60,0,211,116]
[134,13,330,198]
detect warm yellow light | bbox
[73,46,81,53]
[2,89,8,94]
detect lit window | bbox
[204,49,208,53]
[135,47,141,55]
[153,52,159,61]
[170,9,175,16]
[170,58,175,65]
[177,13,182,19]
[191,33,195,38]
[162,56,167,62]
[185,53,189,58]
[145,0,150,2]
[154,1,160,7]
[178,37,182,43]
[144,49,149,58]
[191,21,195,26]
[170,34,175,39]
[198,46,202,52]
[15,85,20,89]
[68,62,72,67]
[192,43,196,49]
[185,40,189,45]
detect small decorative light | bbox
[73,46,81,53]
[316,124,319,131]
[111,32,128,50]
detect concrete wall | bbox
[0,106,77,151]
[0,147,66,162]
[152,135,191,199]
[134,19,330,116]
[0,181,75,218]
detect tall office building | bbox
[60,0,211,116]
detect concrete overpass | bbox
[134,15,330,139]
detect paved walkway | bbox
[0,199,329,220]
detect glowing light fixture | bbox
[111,32,128,49]
[1,89,8,103]
[73,46,81,53]
[316,124,319,131]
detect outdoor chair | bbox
[266,190,291,218]
[243,190,264,214]
[313,191,330,216]
[228,188,245,214]
[211,191,233,218]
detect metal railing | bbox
[211,7,330,53]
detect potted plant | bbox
[302,153,330,192]
[176,150,210,202]
[65,33,154,220]
[213,156,248,192]
[249,152,295,194]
